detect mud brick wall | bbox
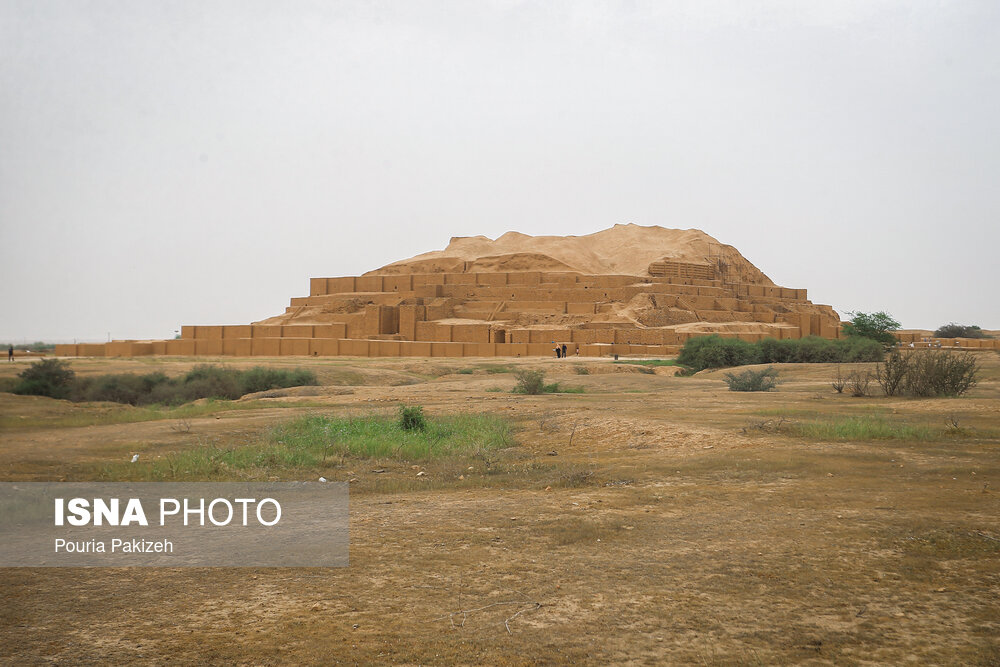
[63,266,851,358]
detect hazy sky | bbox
[2,0,997,342]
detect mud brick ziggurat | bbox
[58,225,854,358]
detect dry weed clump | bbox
[848,371,872,397]
[723,367,780,392]
[870,349,980,398]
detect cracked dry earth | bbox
[1,354,999,665]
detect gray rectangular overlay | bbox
[0,482,348,567]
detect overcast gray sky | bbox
[2,0,997,342]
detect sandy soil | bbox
[1,353,998,665]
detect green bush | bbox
[723,367,780,392]
[398,405,427,431]
[757,336,883,364]
[237,366,317,395]
[678,335,882,372]
[513,370,546,395]
[677,335,760,371]
[933,323,987,339]
[73,372,171,405]
[13,359,75,399]
[171,365,317,403]
[840,336,886,362]
[842,311,900,345]
[176,365,244,401]
[12,362,318,406]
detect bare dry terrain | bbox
[1,353,999,665]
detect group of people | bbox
[553,343,577,358]
[899,338,945,349]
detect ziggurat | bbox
[57,225,848,358]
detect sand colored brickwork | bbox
[59,225,995,359]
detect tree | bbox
[13,359,75,399]
[842,311,900,345]
[933,323,987,339]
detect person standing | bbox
[7,344,13,362]
[561,344,568,358]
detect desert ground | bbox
[1,353,999,665]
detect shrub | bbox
[842,311,900,345]
[722,367,779,392]
[73,372,170,405]
[677,335,760,372]
[11,362,318,406]
[178,365,244,401]
[933,323,987,339]
[875,349,908,397]
[398,405,427,431]
[856,349,979,398]
[513,370,546,395]
[679,335,882,373]
[13,359,75,399]
[789,336,844,363]
[238,366,318,395]
[840,336,886,362]
[239,367,285,394]
[831,367,847,394]
[757,337,793,364]
[903,350,979,397]
[847,371,871,397]
[170,365,316,403]
[289,368,317,387]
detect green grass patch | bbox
[480,364,516,374]
[320,368,367,385]
[613,359,677,367]
[545,383,585,394]
[752,408,827,418]
[511,382,584,395]
[790,415,936,441]
[753,406,889,419]
[0,399,326,430]
[99,412,515,480]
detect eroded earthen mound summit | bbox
[371,224,773,285]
